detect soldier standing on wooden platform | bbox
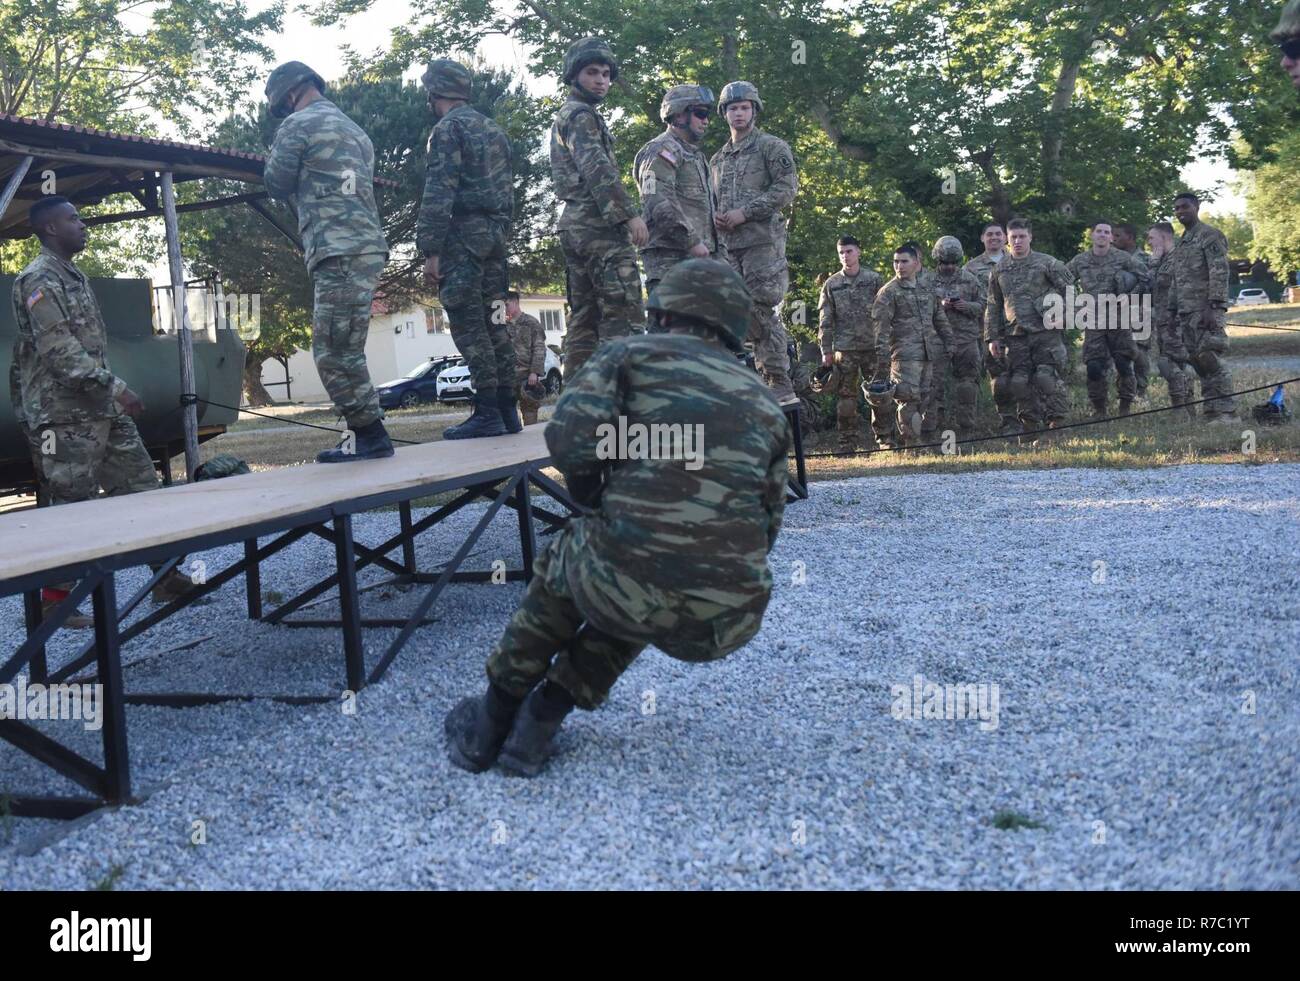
[263,61,393,460]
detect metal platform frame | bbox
[0,459,579,820]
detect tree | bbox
[1199,211,1254,261]
[1242,131,1300,280]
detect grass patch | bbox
[93,863,127,891]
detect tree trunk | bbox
[243,351,275,406]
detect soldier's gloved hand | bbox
[626,217,649,247]
[566,471,604,508]
[116,387,145,418]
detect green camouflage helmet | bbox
[194,454,251,481]
[422,59,473,100]
[717,80,763,116]
[645,258,752,352]
[562,37,619,84]
[932,235,965,263]
[660,84,715,124]
[265,61,326,115]
[1271,0,1300,41]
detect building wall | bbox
[262,296,566,403]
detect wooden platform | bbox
[0,425,552,582]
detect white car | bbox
[1235,288,1270,306]
[437,348,564,402]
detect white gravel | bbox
[1,463,1297,890]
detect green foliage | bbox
[1243,131,1300,277]
[1199,211,1254,261]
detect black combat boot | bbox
[444,682,523,773]
[1117,399,1133,416]
[317,419,395,462]
[497,385,523,434]
[1089,397,1108,420]
[444,393,507,440]
[497,680,575,778]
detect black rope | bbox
[189,396,422,445]
[796,375,1300,460]
[1225,321,1300,332]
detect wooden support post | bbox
[160,172,200,481]
[0,155,34,219]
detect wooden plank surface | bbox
[0,426,552,582]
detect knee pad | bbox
[1033,365,1059,395]
[1008,374,1031,401]
[1114,355,1134,378]
[955,380,978,404]
[991,373,1014,404]
[1085,359,1108,383]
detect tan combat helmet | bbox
[660,84,715,124]
[717,80,764,116]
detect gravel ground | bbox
[1,463,1297,890]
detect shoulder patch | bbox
[25,288,44,310]
[657,147,679,167]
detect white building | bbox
[262,293,567,403]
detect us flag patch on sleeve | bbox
[657,148,678,166]
[26,288,44,309]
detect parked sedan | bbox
[1235,288,1270,306]
[377,356,461,409]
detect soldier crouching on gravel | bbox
[443,260,791,777]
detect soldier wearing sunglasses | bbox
[1273,0,1300,90]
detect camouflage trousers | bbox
[985,348,1028,430]
[1132,338,1151,397]
[1082,327,1137,409]
[39,415,158,507]
[642,247,723,332]
[1179,309,1236,416]
[1006,332,1069,427]
[725,242,795,402]
[833,349,894,449]
[440,219,515,393]
[889,358,935,444]
[516,369,542,425]
[926,338,984,434]
[21,425,49,507]
[312,252,387,429]
[560,226,643,381]
[487,523,764,709]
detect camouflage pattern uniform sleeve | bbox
[961,269,985,317]
[416,118,460,257]
[565,108,638,228]
[544,341,625,477]
[19,273,115,391]
[7,346,22,424]
[817,276,835,354]
[530,316,546,377]
[1205,227,1230,308]
[742,136,797,223]
[985,267,1006,343]
[932,292,953,352]
[873,285,894,367]
[1122,250,1151,295]
[263,114,307,203]
[636,144,693,249]
[762,420,793,552]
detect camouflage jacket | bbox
[549,93,638,232]
[1066,248,1151,297]
[508,311,546,376]
[1150,251,1176,341]
[963,250,1010,288]
[545,331,791,609]
[709,129,797,250]
[633,128,718,256]
[263,98,388,273]
[416,104,513,258]
[929,267,986,344]
[1118,246,1151,272]
[10,246,124,427]
[985,251,1074,340]
[873,275,953,363]
[818,267,883,352]
[1168,220,1230,314]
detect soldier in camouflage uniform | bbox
[985,219,1076,433]
[818,235,892,451]
[263,61,393,461]
[1169,193,1236,420]
[11,197,198,612]
[1113,222,1153,399]
[928,237,986,437]
[964,224,1023,435]
[444,259,791,777]
[873,243,954,446]
[710,81,799,408]
[1067,221,1150,417]
[1274,0,1300,90]
[503,291,547,425]
[1146,221,1197,416]
[416,59,518,439]
[634,84,722,306]
[550,38,648,381]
